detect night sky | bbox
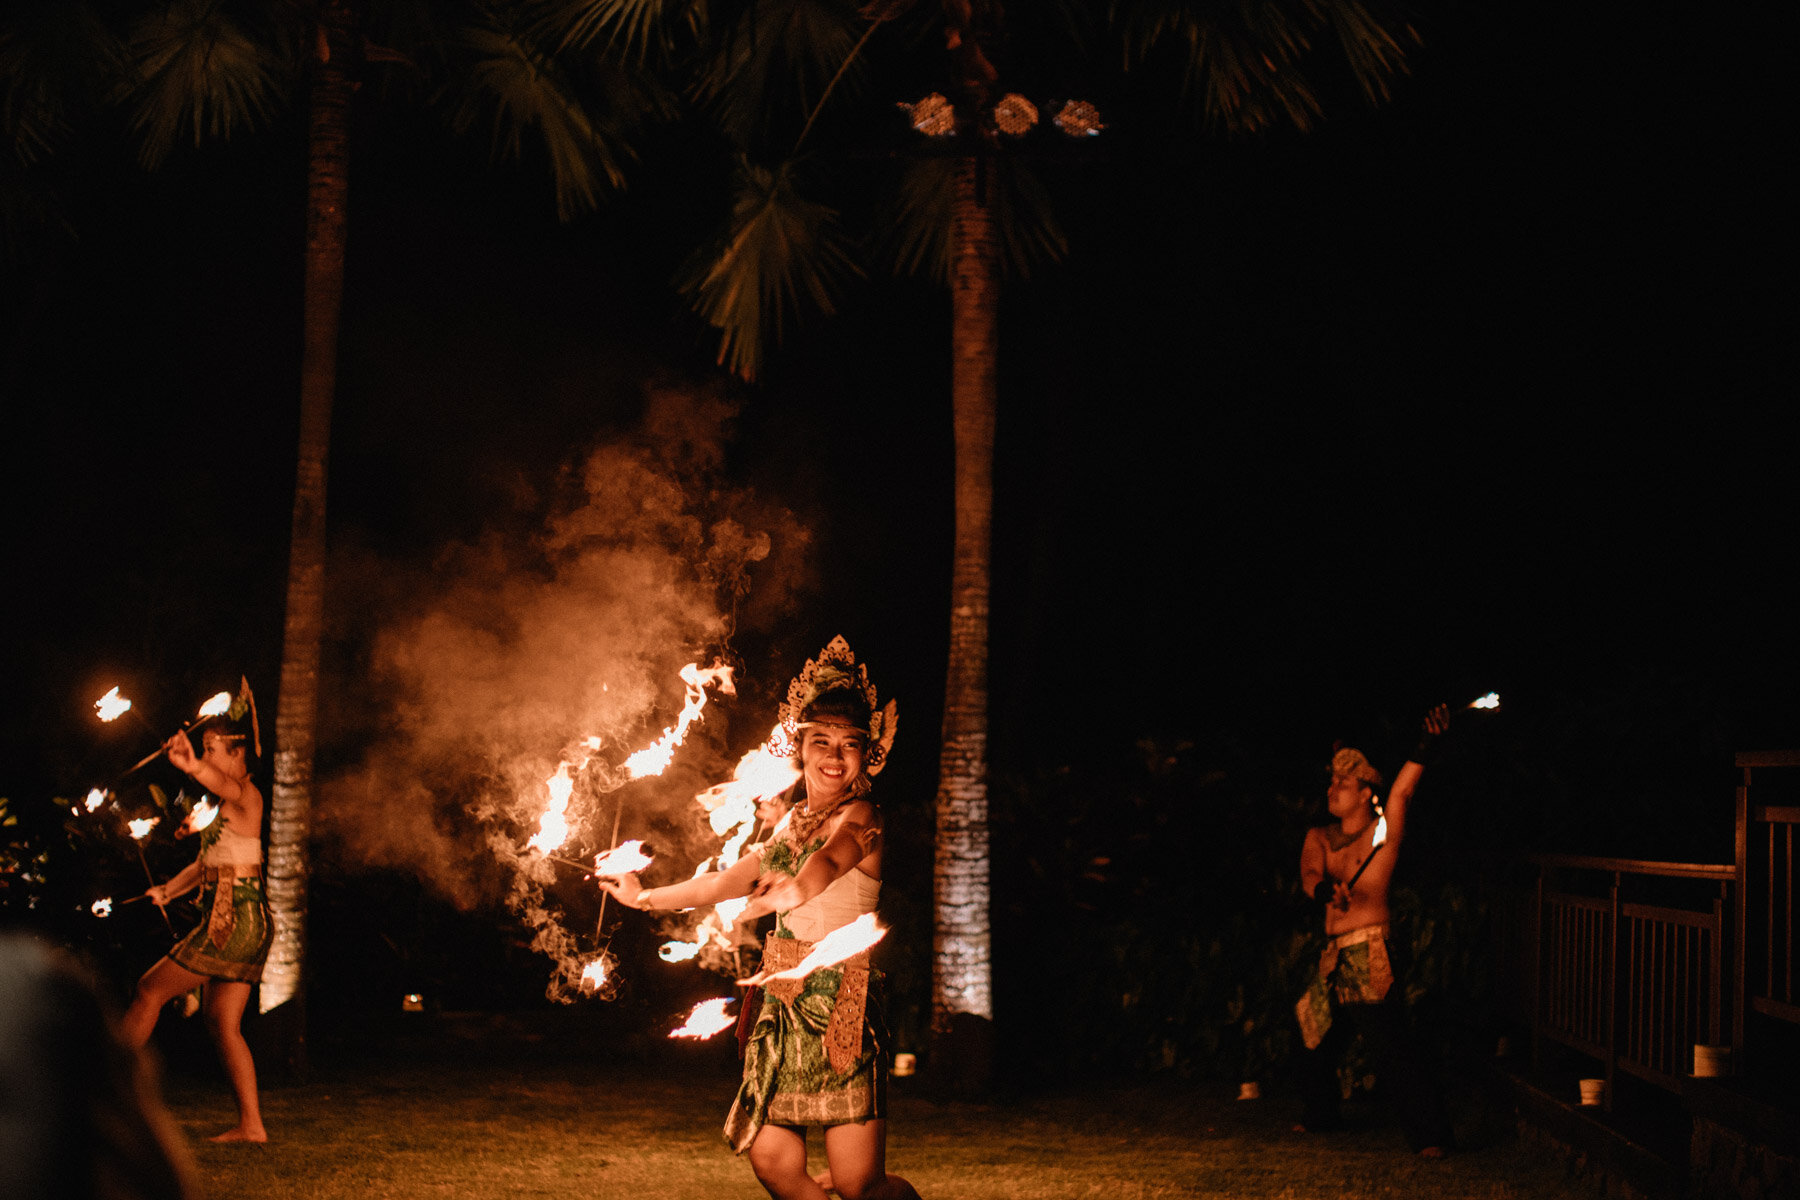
[2,0,1793,949]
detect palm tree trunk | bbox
[261,0,357,1074]
[931,153,998,1089]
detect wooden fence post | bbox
[1606,871,1620,1111]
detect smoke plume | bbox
[316,385,811,999]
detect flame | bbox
[524,664,732,862]
[92,898,113,917]
[623,664,735,779]
[84,788,107,813]
[697,739,800,826]
[579,958,609,991]
[693,735,801,867]
[668,909,748,960]
[669,996,737,1039]
[526,760,582,854]
[127,816,159,840]
[659,940,703,963]
[641,731,802,965]
[714,895,749,931]
[95,687,132,722]
[748,913,886,985]
[1469,692,1500,710]
[1370,813,1388,850]
[593,839,654,876]
[180,798,219,837]
[196,691,233,718]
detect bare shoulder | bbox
[829,801,883,861]
[836,799,880,830]
[229,776,264,824]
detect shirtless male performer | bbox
[1295,704,1454,1156]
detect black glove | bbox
[1412,703,1450,765]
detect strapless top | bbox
[202,821,262,867]
[780,867,880,943]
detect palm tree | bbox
[267,0,357,1067]
[49,0,654,1071]
[594,0,1419,1086]
[933,151,1001,1075]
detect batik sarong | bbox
[723,932,889,1153]
[1295,923,1394,1050]
[169,866,271,983]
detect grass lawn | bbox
[159,1022,1597,1200]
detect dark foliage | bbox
[989,736,1495,1088]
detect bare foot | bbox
[209,1126,268,1143]
[812,1168,836,1194]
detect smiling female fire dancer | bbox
[600,637,923,1200]
[1294,703,1455,1157]
[119,688,271,1143]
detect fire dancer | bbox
[119,701,271,1144]
[1294,704,1454,1156]
[600,637,922,1200]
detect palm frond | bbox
[677,157,863,381]
[1,82,62,167]
[1,0,130,166]
[125,0,288,168]
[998,0,1103,92]
[532,0,708,62]
[1112,0,1412,134]
[1317,0,1416,106]
[888,154,1067,286]
[694,0,863,150]
[363,0,450,86]
[451,10,650,219]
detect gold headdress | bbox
[766,636,898,777]
[1329,747,1380,787]
[220,675,263,758]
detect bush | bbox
[990,738,1492,1087]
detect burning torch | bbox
[125,814,175,935]
[1338,692,1498,900]
[117,691,235,778]
[95,686,135,724]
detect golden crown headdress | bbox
[1329,747,1381,787]
[766,636,898,777]
[212,675,263,758]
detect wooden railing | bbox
[1619,892,1724,1088]
[1525,751,1800,1110]
[1531,855,1733,1107]
[1738,751,1800,1027]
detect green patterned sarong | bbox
[1295,923,1394,1050]
[724,955,888,1153]
[723,831,889,1154]
[169,871,271,983]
